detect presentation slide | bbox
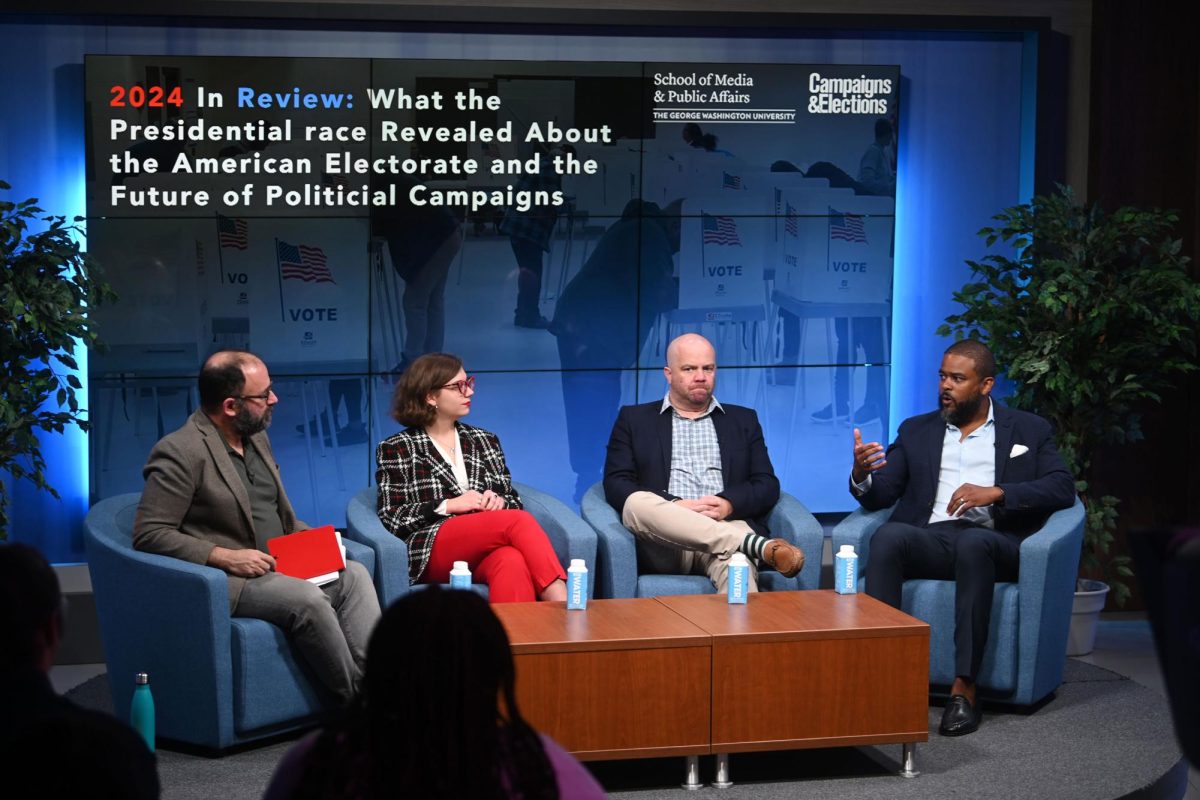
[84,55,898,516]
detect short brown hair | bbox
[391,353,464,428]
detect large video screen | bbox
[84,54,898,519]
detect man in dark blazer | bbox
[604,333,804,592]
[851,339,1075,736]
[135,350,380,701]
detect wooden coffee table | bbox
[492,597,712,761]
[658,591,929,784]
[495,591,929,788]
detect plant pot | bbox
[1067,579,1110,656]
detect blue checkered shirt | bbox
[661,394,724,500]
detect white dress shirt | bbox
[854,398,998,527]
[431,428,468,516]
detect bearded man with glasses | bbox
[134,350,381,702]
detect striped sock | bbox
[740,534,768,561]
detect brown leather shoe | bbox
[763,539,805,578]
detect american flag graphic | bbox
[829,208,868,244]
[721,172,742,190]
[277,241,335,284]
[702,214,741,246]
[322,172,350,188]
[218,216,248,250]
[785,203,799,238]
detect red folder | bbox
[268,525,345,581]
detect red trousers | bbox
[424,510,566,603]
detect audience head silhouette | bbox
[291,586,558,800]
[0,544,160,799]
[0,543,62,673]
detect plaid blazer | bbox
[375,422,523,583]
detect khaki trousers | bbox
[621,491,759,592]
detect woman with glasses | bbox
[375,353,567,602]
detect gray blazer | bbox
[134,409,306,609]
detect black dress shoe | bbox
[810,403,849,423]
[852,402,882,425]
[939,694,981,736]
[322,424,369,447]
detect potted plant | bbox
[0,180,113,539]
[938,185,1199,654]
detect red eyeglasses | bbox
[441,376,476,395]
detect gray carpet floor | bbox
[67,659,1187,800]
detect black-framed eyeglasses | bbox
[441,376,476,395]
[235,385,275,403]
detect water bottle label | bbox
[567,571,587,609]
[835,555,857,594]
[450,573,470,589]
[728,565,748,604]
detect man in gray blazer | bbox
[134,350,380,701]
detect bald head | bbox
[666,334,714,369]
[665,334,717,414]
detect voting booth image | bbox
[83,54,899,516]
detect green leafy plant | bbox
[0,180,114,538]
[938,185,1199,606]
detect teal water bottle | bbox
[131,672,155,752]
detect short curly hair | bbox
[391,353,464,428]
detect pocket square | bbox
[1010,444,1029,458]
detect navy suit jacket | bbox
[603,400,780,538]
[856,402,1075,535]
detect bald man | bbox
[134,350,380,701]
[603,334,803,592]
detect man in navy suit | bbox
[604,333,804,593]
[851,339,1075,736]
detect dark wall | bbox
[1088,2,1200,606]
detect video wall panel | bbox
[85,54,899,514]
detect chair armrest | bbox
[344,487,410,606]
[342,538,374,577]
[581,482,638,599]
[832,505,894,569]
[84,497,234,745]
[1015,497,1086,704]
[768,493,826,590]
[515,482,598,599]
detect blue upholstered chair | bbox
[344,483,597,604]
[581,482,825,598]
[832,497,1085,706]
[83,493,377,751]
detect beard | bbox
[939,390,984,427]
[233,403,273,437]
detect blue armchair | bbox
[344,483,597,604]
[83,493,377,751]
[832,498,1085,706]
[581,482,824,598]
